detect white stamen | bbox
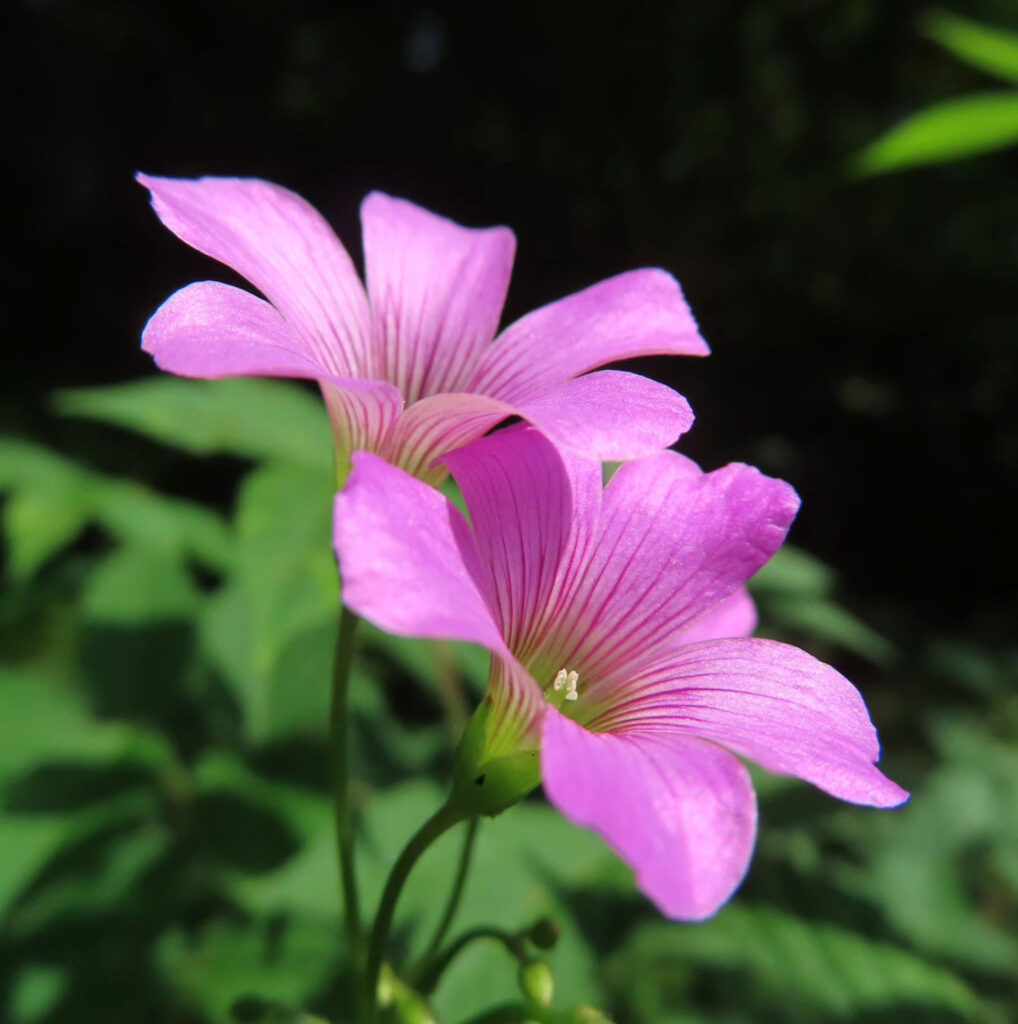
[552,668,580,701]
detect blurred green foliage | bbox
[0,378,1014,1023]
[855,10,1018,173]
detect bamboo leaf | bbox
[853,91,1018,174]
[923,10,1018,85]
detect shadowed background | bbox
[3,1,1017,1022]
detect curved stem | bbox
[365,799,465,1017]
[419,816,479,967]
[416,927,525,995]
[331,606,364,1011]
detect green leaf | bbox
[9,819,168,936]
[610,904,985,1021]
[93,478,233,571]
[7,965,68,1024]
[750,547,892,663]
[218,770,610,1022]
[923,10,1018,85]
[2,489,89,581]
[0,665,172,788]
[0,792,156,924]
[0,436,232,574]
[850,716,1018,971]
[853,91,1018,175]
[0,816,78,920]
[191,753,341,917]
[81,546,199,625]
[157,917,338,1024]
[0,664,170,923]
[55,377,332,469]
[750,546,834,597]
[761,595,894,664]
[200,462,336,743]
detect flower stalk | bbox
[365,799,466,1018]
[416,927,527,995]
[330,605,365,1013]
[418,816,480,967]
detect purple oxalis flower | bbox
[138,174,707,482]
[333,425,908,920]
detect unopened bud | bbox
[518,960,554,1007]
[573,1006,615,1023]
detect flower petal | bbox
[677,588,758,645]
[321,379,404,481]
[138,174,372,376]
[333,453,505,655]
[542,707,757,920]
[471,268,708,403]
[142,281,328,379]
[512,370,694,460]
[590,638,908,808]
[549,452,799,681]
[384,392,514,485]
[361,192,515,402]
[441,425,602,666]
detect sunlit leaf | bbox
[751,546,835,597]
[0,817,77,920]
[2,489,89,582]
[0,437,232,574]
[923,9,1018,85]
[0,666,172,787]
[853,91,1018,174]
[201,462,336,743]
[218,768,611,1021]
[95,478,233,571]
[55,377,332,469]
[81,546,199,624]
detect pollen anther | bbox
[552,668,579,701]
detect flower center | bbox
[551,668,579,702]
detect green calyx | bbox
[451,698,541,817]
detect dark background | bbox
[8,0,1016,652]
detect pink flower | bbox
[138,175,707,482]
[333,425,907,920]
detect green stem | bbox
[416,927,525,995]
[418,817,479,969]
[331,605,364,1013]
[365,800,465,1017]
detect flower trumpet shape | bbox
[333,425,908,920]
[138,175,706,482]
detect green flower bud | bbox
[378,965,436,1024]
[518,960,554,1007]
[452,698,540,817]
[572,1006,615,1023]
